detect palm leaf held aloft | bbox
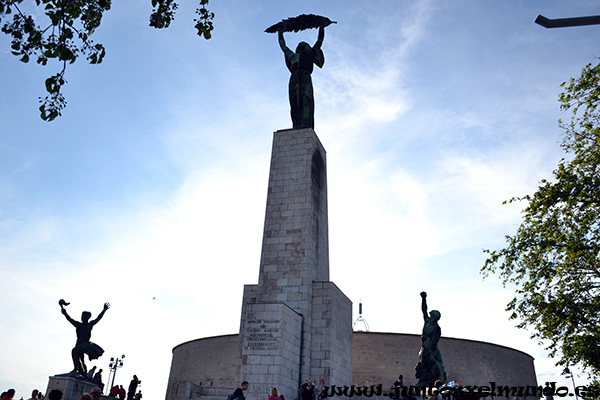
[265,14,336,33]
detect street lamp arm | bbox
[536,14,600,28]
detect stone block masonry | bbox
[310,282,353,386]
[235,128,352,400]
[257,128,330,301]
[46,375,97,400]
[235,302,302,399]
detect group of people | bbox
[109,385,127,399]
[391,375,422,400]
[391,374,463,400]
[299,379,328,400]
[86,366,104,390]
[2,374,139,400]
[2,388,45,400]
[2,389,63,400]
[229,378,329,400]
[8,381,140,400]
[0,388,16,400]
[108,375,142,400]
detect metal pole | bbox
[106,368,113,394]
[110,363,117,390]
[535,14,600,29]
[563,368,579,400]
[570,373,579,400]
[109,355,125,391]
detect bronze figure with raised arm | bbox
[59,299,110,377]
[415,292,446,386]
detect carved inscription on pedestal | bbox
[244,315,280,351]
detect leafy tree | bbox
[581,381,600,400]
[0,0,214,121]
[482,60,600,378]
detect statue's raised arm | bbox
[278,30,291,54]
[90,302,110,326]
[60,299,78,327]
[313,26,325,53]
[420,291,428,320]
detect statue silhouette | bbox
[60,300,110,376]
[415,292,446,386]
[278,26,325,129]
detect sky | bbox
[1,0,599,399]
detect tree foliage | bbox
[0,0,214,121]
[482,60,600,378]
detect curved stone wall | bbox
[165,332,537,400]
[165,334,238,400]
[352,331,537,389]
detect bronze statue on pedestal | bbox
[266,15,335,129]
[59,299,110,377]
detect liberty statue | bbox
[266,14,335,129]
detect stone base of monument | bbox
[46,375,97,400]
[236,301,303,399]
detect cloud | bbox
[315,2,440,140]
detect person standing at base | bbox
[433,380,444,400]
[316,380,327,400]
[109,386,119,398]
[127,375,141,400]
[230,382,248,400]
[93,369,104,391]
[90,388,102,400]
[544,382,554,400]
[47,391,62,400]
[299,380,314,400]
[79,393,92,400]
[118,386,125,400]
[392,375,404,400]
[268,387,280,400]
[27,390,39,400]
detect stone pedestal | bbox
[46,375,97,400]
[236,302,303,398]
[310,282,352,386]
[235,128,352,400]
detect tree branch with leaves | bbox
[482,60,600,379]
[0,0,214,121]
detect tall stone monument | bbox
[164,18,538,400]
[232,17,351,399]
[234,127,352,399]
[169,17,351,400]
